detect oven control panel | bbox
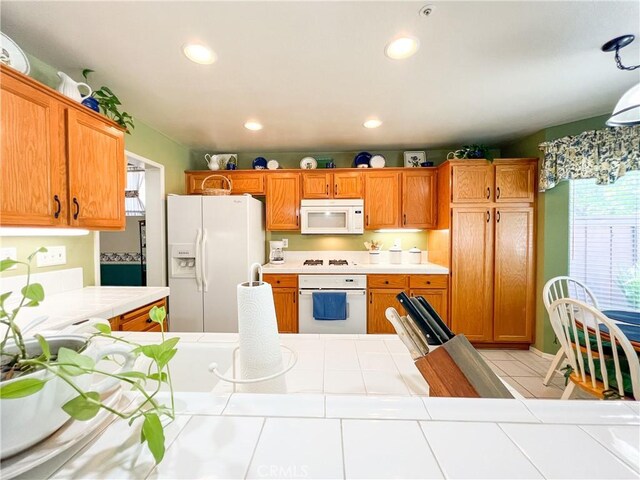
[299,275,367,290]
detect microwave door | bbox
[302,207,350,234]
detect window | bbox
[569,170,640,311]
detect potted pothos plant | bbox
[80,69,134,134]
[0,248,176,463]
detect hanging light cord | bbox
[614,47,640,71]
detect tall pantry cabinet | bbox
[437,159,537,345]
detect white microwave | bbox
[300,199,364,235]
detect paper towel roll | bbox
[236,280,287,393]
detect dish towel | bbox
[312,292,347,321]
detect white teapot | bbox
[205,153,237,171]
[57,71,92,102]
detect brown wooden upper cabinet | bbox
[0,65,125,230]
[402,170,437,228]
[451,163,494,203]
[185,171,265,195]
[266,173,300,230]
[66,108,125,229]
[364,171,401,229]
[301,171,363,199]
[495,161,537,203]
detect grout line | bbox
[496,423,547,479]
[339,419,347,480]
[416,419,447,479]
[578,425,640,474]
[243,417,267,480]
[145,415,193,479]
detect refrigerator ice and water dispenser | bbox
[170,244,197,277]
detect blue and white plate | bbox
[252,157,268,169]
[354,151,372,168]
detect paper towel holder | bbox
[242,262,264,287]
[208,345,298,391]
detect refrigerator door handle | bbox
[195,228,203,292]
[201,228,209,292]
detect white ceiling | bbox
[2,1,639,151]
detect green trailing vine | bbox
[82,69,134,134]
[0,250,176,463]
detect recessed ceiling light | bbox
[363,119,383,129]
[385,37,419,60]
[183,43,217,64]
[244,121,263,131]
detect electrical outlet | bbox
[281,238,288,248]
[36,246,67,267]
[0,247,17,270]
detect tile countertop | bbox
[261,261,449,275]
[13,333,640,480]
[7,286,170,332]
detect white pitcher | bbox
[204,153,221,171]
[57,71,92,102]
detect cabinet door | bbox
[302,172,331,198]
[266,173,300,230]
[334,172,363,198]
[368,288,404,334]
[410,289,448,325]
[402,170,437,228]
[451,164,493,203]
[227,171,265,195]
[495,162,536,203]
[66,107,125,230]
[272,288,298,333]
[185,172,211,194]
[0,71,66,226]
[493,207,535,342]
[450,208,494,341]
[364,171,401,229]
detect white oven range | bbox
[298,274,367,334]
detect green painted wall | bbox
[1,53,193,286]
[501,114,609,353]
[190,148,501,171]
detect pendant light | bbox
[601,35,640,127]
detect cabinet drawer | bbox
[118,298,167,332]
[409,275,448,289]
[264,274,298,288]
[367,274,408,289]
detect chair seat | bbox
[569,372,634,400]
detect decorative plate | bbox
[300,157,317,169]
[354,151,372,168]
[370,154,386,168]
[252,157,268,169]
[267,159,279,170]
[0,32,30,74]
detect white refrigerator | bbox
[167,195,265,332]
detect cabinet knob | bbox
[426,281,431,285]
[53,195,61,219]
[146,318,152,323]
[276,280,280,284]
[384,280,389,284]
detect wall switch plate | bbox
[36,246,67,267]
[282,239,288,248]
[0,247,18,270]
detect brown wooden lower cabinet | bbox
[367,274,449,334]
[109,297,168,332]
[264,274,299,333]
[368,288,405,334]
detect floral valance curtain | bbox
[538,125,640,192]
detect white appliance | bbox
[167,195,265,332]
[300,199,364,235]
[298,274,367,334]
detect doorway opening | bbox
[95,151,166,287]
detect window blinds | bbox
[569,171,640,311]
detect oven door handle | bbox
[298,290,366,296]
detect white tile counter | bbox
[24,394,640,479]
[261,261,449,275]
[10,333,640,479]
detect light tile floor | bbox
[479,349,595,400]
